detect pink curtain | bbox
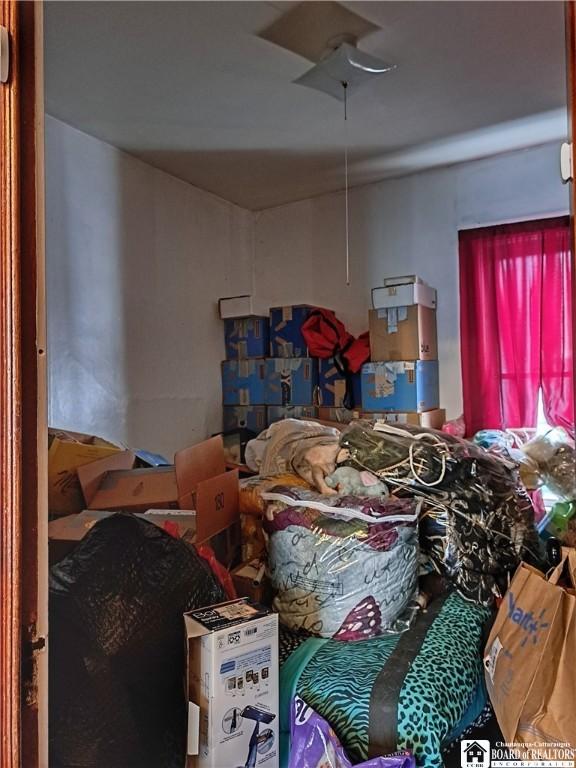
[459,217,573,436]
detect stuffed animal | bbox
[292,443,342,495]
[325,466,389,497]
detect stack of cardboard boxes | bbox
[219,282,445,436]
[361,276,445,429]
[220,298,321,431]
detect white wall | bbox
[254,143,570,418]
[47,120,569,450]
[46,116,253,457]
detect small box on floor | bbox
[265,358,318,406]
[361,361,439,413]
[318,358,362,408]
[362,408,446,430]
[369,306,437,361]
[223,406,267,433]
[185,598,279,768]
[269,304,317,357]
[222,359,267,406]
[224,317,270,359]
[317,407,359,424]
[267,405,318,423]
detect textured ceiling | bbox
[45,1,567,210]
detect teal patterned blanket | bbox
[280,593,491,768]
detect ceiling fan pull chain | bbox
[343,81,350,287]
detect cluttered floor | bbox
[47,292,576,768]
[47,415,576,768]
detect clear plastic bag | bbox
[521,428,576,501]
[339,420,543,606]
[261,485,420,640]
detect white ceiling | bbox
[44,1,568,210]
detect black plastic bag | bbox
[49,513,225,768]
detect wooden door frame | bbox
[1,2,45,767]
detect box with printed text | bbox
[361,361,439,413]
[185,598,279,768]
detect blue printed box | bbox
[269,305,317,358]
[221,359,267,406]
[267,406,318,424]
[224,316,270,359]
[223,406,268,433]
[318,358,362,409]
[265,358,318,406]
[361,360,439,413]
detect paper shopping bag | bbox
[484,548,576,747]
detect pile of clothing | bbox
[244,419,542,633]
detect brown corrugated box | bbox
[48,428,124,515]
[85,435,239,544]
[361,408,446,430]
[369,305,437,361]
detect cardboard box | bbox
[77,450,136,506]
[88,465,180,512]
[317,407,360,424]
[372,283,437,310]
[224,317,270,359]
[383,275,424,287]
[222,359,267,406]
[47,509,197,566]
[223,406,268,433]
[219,296,270,320]
[267,405,318,423]
[318,358,362,408]
[363,408,446,430]
[361,361,439,413]
[265,358,318,406]
[87,437,239,545]
[269,304,317,357]
[185,599,279,768]
[48,428,122,515]
[232,561,273,606]
[369,306,438,362]
[175,437,239,544]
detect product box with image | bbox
[224,317,270,359]
[318,358,362,408]
[185,598,279,768]
[222,359,268,406]
[265,358,318,406]
[369,306,437,362]
[361,360,439,413]
[223,406,268,433]
[267,406,318,423]
[269,305,318,357]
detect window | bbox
[459,217,574,436]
